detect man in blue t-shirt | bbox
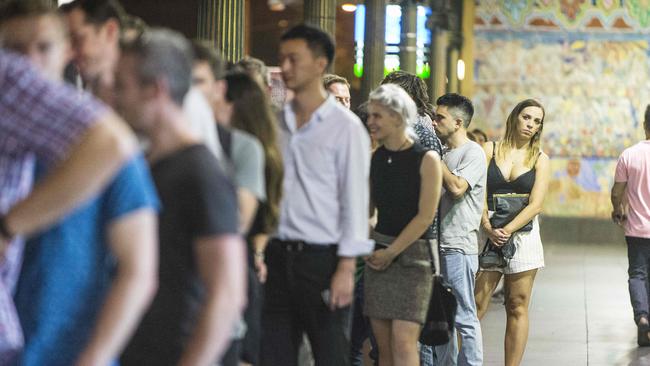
[15,157,159,366]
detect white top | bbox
[276,96,374,257]
[182,88,224,168]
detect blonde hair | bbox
[368,84,417,127]
[498,99,545,168]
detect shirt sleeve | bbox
[0,50,107,165]
[453,143,487,189]
[614,152,628,183]
[336,118,374,257]
[187,149,239,237]
[232,131,266,200]
[103,155,160,221]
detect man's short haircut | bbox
[121,28,193,105]
[234,56,270,87]
[436,93,474,128]
[280,24,335,68]
[645,105,650,132]
[60,0,125,27]
[322,74,350,90]
[0,0,59,26]
[191,40,226,80]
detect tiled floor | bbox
[481,241,650,365]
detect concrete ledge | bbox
[539,216,625,244]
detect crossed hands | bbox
[365,247,397,271]
[487,227,511,247]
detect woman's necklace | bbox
[387,138,410,164]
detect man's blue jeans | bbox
[421,250,482,366]
[626,236,650,324]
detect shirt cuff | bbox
[337,238,375,257]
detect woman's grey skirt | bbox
[363,231,436,324]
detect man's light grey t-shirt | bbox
[439,140,487,254]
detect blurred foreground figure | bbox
[0,2,159,365]
[116,29,246,366]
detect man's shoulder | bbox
[623,141,650,156]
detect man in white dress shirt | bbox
[260,24,373,366]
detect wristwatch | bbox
[0,214,14,241]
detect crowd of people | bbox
[1,0,599,365]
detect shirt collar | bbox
[283,95,337,133]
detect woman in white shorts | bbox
[474,99,550,366]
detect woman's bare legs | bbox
[475,270,503,320]
[391,320,421,366]
[503,269,537,366]
[371,318,393,366]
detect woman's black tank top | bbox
[371,142,435,239]
[487,141,537,211]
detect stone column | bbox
[304,0,336,38]
[399,0,417,74]
[360,0,386,101]
[446,0,463,94]
[427,0,449,102]
[197,0,245,62]
[304,0,337,71]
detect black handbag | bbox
[419,213,457,346]
[490,193,533,232]
[419,274,457,346]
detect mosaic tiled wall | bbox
[473,0,650,218]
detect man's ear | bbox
[214,79,227,101]
[316,55,329,75]
[63,41,74,65]
[103,18,121,44]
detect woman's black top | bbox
[371,142,435,239]
[486,142,537,211]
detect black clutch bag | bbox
[490,193,533,232]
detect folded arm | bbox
[4,112,137,238]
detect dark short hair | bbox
[436,93,474,128]
[121,28,193,105]
[0,0,58,25]
[280,24,335,68]
[323,74,349,90]
[60,0,125,27]
[645,105,650,132]
[191,40,226,80]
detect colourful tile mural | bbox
[473,0,650,218]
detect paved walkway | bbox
[482,241,650,365]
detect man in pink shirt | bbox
[612,105,650,347]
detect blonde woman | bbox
[364,84,442,366]
[474,99,550,366]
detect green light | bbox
[354,63,363,78]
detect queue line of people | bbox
[0,0,554,365]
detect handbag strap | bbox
[425,203,441,276]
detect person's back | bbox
[612,108,650,346]
[15,156,158,366]
[616,141,650,237]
